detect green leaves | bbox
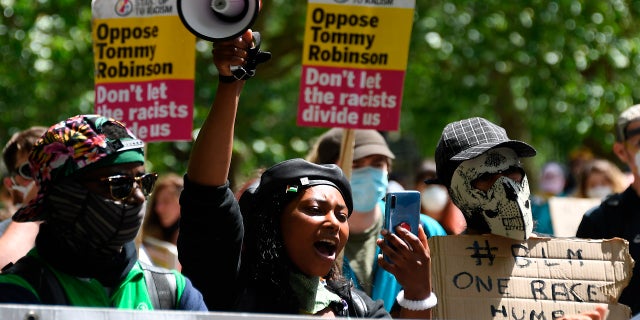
[2,1,639,189]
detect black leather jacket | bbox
[329,280,389,317]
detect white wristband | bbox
[396,290,437,311]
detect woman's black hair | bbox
[239,190,296,313]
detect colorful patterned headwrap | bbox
[12,114,145,222]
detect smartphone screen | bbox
[383,191,421,263]
[384,190,421,236]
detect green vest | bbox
[0,251,185,310]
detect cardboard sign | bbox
[297,0,415,131]
[549,197,601,238]
[430,234,633,319]
[92,0,195,142]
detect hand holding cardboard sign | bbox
[558,305,607,320]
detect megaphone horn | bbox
[177,0,260,42]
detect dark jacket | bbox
[576,186,640,315]
[178,176,390,317]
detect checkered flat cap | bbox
[433,117,536,187]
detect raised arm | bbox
[179,30,257,311]
[186,30,254,186]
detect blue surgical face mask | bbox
[350,167,388,213]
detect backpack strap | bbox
[1,255,68,305]
[139,262,177,310]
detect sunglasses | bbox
[99,173,158,200]
[13,162,32,180]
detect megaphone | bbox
[177,0,261,41]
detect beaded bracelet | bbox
[396,290,437,311]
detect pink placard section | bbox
[94,79,193,142]
[297,65,405,131]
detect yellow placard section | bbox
[302,3,413,70]
[93,15,195,84]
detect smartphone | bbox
[384,190,421,235]
[383,191,421,262]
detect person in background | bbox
[143,173,183,245]
[306,128,446,312]
[0,126,47,269]
[0,115,206,310]
[1,127,46,211]
[530,161,568,236]
[413,159,466,235]
[140,172,183,270]
[178,30,434,318]
[538,161,569,197]
[576,104,640,316]
[573,158,628,200]
[564,147,594,196]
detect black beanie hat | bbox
[241,158,353,215]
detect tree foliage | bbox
[2,1,640,190]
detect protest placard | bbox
[549,197,601,237]
[430,234,633,319]
[297,0,415,131]
[92,0,195,142]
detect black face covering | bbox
[45,180,145,256]
[34,180,144,284]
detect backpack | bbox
[1,255,177,309]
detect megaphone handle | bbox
[228,32,259,80]
[220,31,271,82]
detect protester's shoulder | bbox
[137,260,185,282]
[584,191,627,219]
[0,281,40,303]
[180,175,239,219]
[349,287,391,318]
[419,214,447,237]
[578,191,631,238]
[0,270,40,303]
[181,174,232,198]
[178,275,208,311]
[137,261,207,311]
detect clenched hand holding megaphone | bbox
[178,0,271,80]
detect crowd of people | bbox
[0,30,636,320]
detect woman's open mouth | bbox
[314,238,338,260]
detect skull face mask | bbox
[449,147,533,240]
